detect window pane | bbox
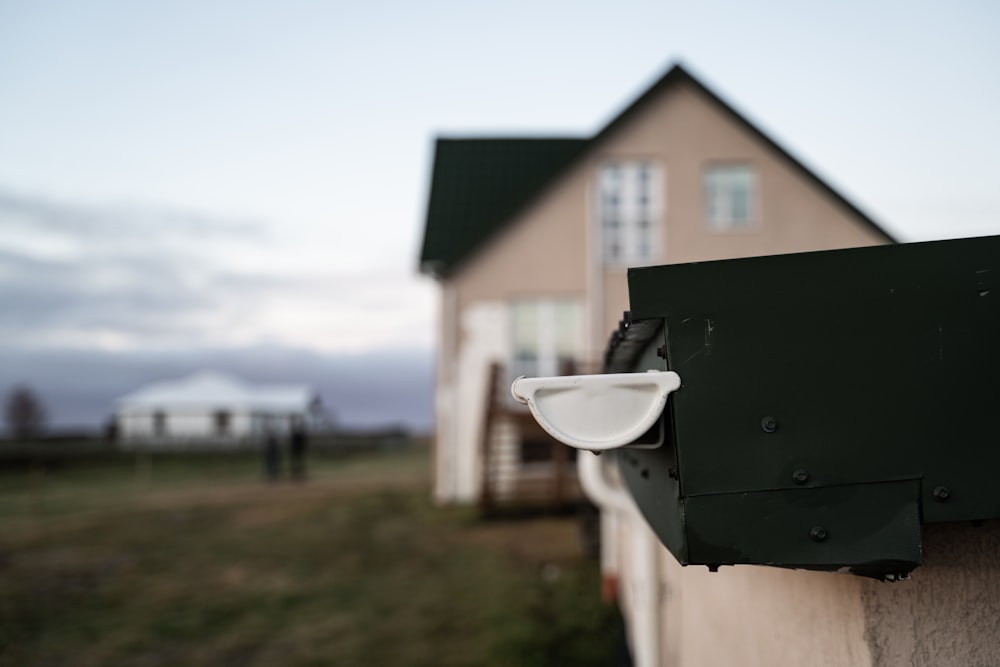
[705,164,755,229]
[600,161,661,264]
[510,300,582,378]
[601,165,623,262]
[512,302,540,376]
[552,301,580,356]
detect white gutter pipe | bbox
[579,453,661,667]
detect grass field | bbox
[0,446,620,666]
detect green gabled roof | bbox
[419,138,587,277]
[419,64,896,278]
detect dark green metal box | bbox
[609,235,1000,579]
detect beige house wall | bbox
[859,521,1000,666]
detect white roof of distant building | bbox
[115,371,315,413]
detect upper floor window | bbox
[599,161,662,265]
[704,164,756,230]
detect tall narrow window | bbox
[601,165,623,262]
[705,164,756,230]
[599,161,662,265]
[511,299,583,379]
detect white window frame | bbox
[598,161,663,266]
[704,163,757,231]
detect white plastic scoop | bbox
[510,370,681,451]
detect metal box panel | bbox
[627,235,1000,523]
[610,235,1000,577]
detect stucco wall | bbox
[860,520,1000,666]
[658,548,872,666]
[626,519,1000,666]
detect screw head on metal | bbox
[761,416,777,433]
[810,526,828,542]
[933,486,951,502]
[792,468,809,485]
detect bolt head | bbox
[792,468,809,485]
[810,526,828,542]
[933,486,951,502]
[761,416,777,433]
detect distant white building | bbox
[115,371,319,447]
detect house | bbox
[115,371,318,447]
[419,62,895,508]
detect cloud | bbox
[0,189,264,241]
[0,187,436,351]
[0,248,214,331]
[0,189,271,346]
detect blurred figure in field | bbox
[263,421,282,482]
[290,417,308,482]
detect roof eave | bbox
[418,62,898,276]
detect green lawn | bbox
[0,447,619,666]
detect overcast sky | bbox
[1,0,998,430]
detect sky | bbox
[1,0,998,431]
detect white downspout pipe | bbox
[579,453,661,667]
[578,165,660,666]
